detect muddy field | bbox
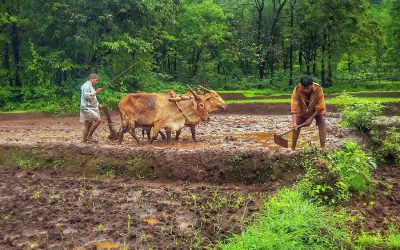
[0,166,295,249]
[0,103,398,249]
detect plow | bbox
[100,105,120,140]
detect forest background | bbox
[0,0,399,113]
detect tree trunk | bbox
[192,47,203,77]
[299,48,303,73]
[255,0,265,80]
[327,35,333,87]
[321,29,326,86]
[312,35,317,76]
[10,22,21,87]
[289,0,296,86]
[2,42,12,85]
[282,39,287,70]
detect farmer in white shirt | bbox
[80,73,103,143]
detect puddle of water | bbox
[94,241,121,249]
[144,218,160,226]
[102,127,322,151]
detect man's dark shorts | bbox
[296,114,326,126]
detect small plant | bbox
[16,158,33,169]
[32,190,41,200]
[206,189,228,211]
[91,202,97,212]
[51,157,64,169]
[189,192,199,207]
[127,214,132,232]
[96,223,104,232]
[190,230,203,249]
[120,242,129,250]
[104,170,115,178]
[47,187,56,204]
[78,185,85,198]
[227,155,243,168]
[229,193,245,209]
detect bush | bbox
[374,127,400,164]
[333,93,383,132]
[301,141,377,205]
[218,189,354,249]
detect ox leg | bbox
[141,128,151,141]
[175,129,181,141]
[146,128,152,141]
[150,123,162,144]
[117,125,129,143]
[129,126,141,145]
[166,130,172,143]
[141,129,145,138]
[190,125,196,142]
[159,131,166,140]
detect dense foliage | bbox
[301,141,377,205]
[372,126,400,164]
[333,93,383,132]
[1,0,399,112]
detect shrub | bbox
[333,93,383,132]
[375,127,400,164]
[301,141,377,205]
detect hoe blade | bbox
[273,133,289,148]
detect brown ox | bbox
[140,86,227,141]
[175,86,227,141]
[117,86,208,144]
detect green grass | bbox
[218,189,354,250]
[218,89,280,97]
[219,80,400,96]
[225,97,400,104]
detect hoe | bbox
[273,122,307,148]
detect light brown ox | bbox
[140,86,227,141]
[117,86,208,144]
[175,86,227,141]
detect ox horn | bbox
[187,85,200,100]
[199,85,211,93]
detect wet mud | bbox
[0,106,396,249]
[345,165,400,234]
[0,167,295,249]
